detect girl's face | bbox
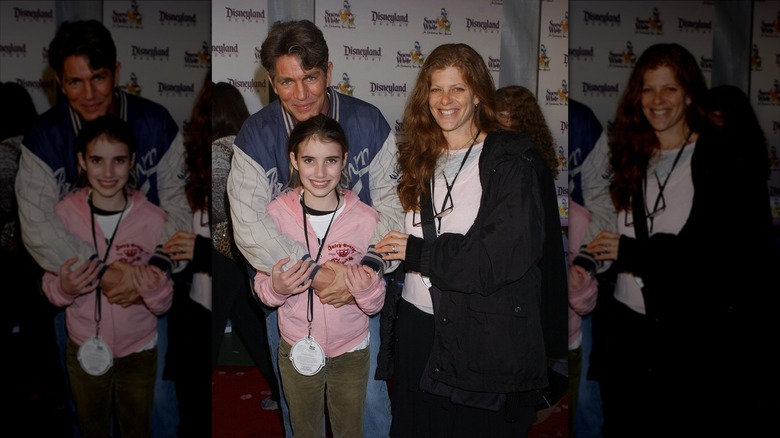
[290,136,346,210]
[428,66,479,139]
[640,66,691,138]
[77,134,134,210]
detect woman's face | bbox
[640,66,691,136]
[428,66,479,138]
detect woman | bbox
[161,75,212,436]
[495,85,559,178]
[586,44,777,436]
[376,43,566,437]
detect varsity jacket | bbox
[16,89,190,273]
[254,188,386,358]
[227,87,402,276]
[42,188,173,358]
[396,131,568,396]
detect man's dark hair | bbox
[260,20,329,77]
[48,20,117,78]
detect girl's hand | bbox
[376,231,409,262]
[344,264,376,293]
[271,257,313,296]
[59,257,100,296]
[132,265,164,294]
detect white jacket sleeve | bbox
[581,132,616,243]
[155,131,192,243]
[227,145,307,274]
[15,145,93,272]
[366,133,403,273]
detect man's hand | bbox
[315,261,356,308]
[101,262,142,307]
[344,264,377,293]
[59,257,100,296]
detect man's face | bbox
[58,55,119,122]
[270,55,332,122]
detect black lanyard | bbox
[430,130,479,233]
[300,190,339,329]
[88,193,128,330]
[642,133,691,234]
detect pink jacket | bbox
[255,188,386,358]
[42,188,173,358]
[568,201,598,348]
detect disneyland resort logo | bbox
[547,11,568,38]
[677,16,712,32]
[582,81,619,97]
[0,42,26,58]
[396,41,426,68]
[226,77,267,94]
[12,6,53,22]
[12,78,55,93]
[466,17,500,34]
[544,80,569,106]
[560,120,568,136]
[131,45,169,61]
[224,6,265,22]
[759,12,780,37]
[184,41,211,68]
[343,45,382,61]
[370,78,407,97]
[423,8,452,35]
[569,46,595,62]
[608,41,637,68]
[112,0,143,28]
[371,10,409,27]
[212,42,239,58]
[158,81,196,97]
[159,10,197,27]
[756,80,780,105]
[582,10,620,26]
[324,0,356,29]
[635,7,663,35]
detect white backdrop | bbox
[211,0,569,225]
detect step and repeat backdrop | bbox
[569,0,780,226]
[212,0,569,224]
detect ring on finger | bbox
[392,244,397,254]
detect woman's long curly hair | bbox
[495,85,559,178]
[184,74,211,211]
[396,43,500,212]
[610,43,707,211]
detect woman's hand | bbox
[271,257,313,296]
[162,231,197,261]
[376,231,409,261]
[586,231,621,261]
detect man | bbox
[15,20,190,437]
[227,19,401,437]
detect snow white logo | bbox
[337,73,354,96]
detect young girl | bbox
[41,115,173,438]
[254,114,385,438]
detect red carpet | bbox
[212,365,568,437]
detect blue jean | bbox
[55,310,180,438]
[266,310,391,438]
[575,313,603,438]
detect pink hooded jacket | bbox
[42,188,173,358]
[255,188,386,358]
[568,201,598,348]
